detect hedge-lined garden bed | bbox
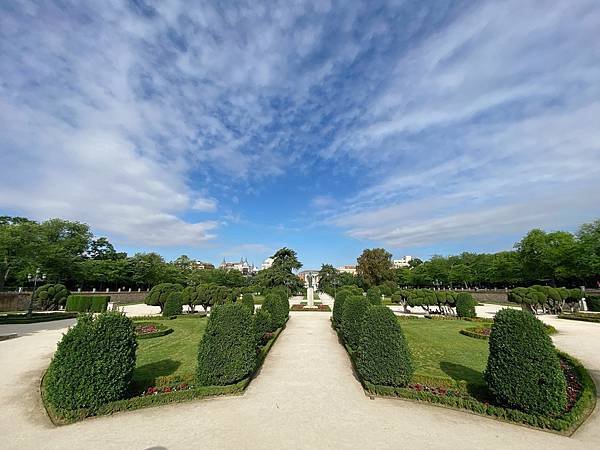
[558,312,600,324]
[460,323,557,340]
[134,322,173,339]
[42,316,287,425]
[0,312,78,324]
[291,304,331,311]
[333,312,596,434]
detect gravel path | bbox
[0,304,598,449]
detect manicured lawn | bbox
[132,316,207,392]
[399,318,489,392]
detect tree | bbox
[271,247,302,271]
[130,253,168,287]
[88,237,123,260]
[254,248,303,293]
[356,248,393,288]
[318,264,339,295]
[576,220,600,285]
[0,217,39,290]
[145,283,183,312]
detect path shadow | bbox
[439,361,489,398]
[134,359,181,390]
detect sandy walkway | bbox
[0,308,598,449]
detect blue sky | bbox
[1,0,600,270]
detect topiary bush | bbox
[367,287,382,305]
[484,308,567,416]
[197,304,256,386]
[254,307,272,346]
[65,295,110,313]
[162,291,183,317]
[145,283,183,312]
[45,313,137,411]
[587,295,600,312]
[332,288,352,328]
[456,292,476,318]
[241,293,255,314]
[357,306,413,387]
[341,295,370,350]
[262,293,286,330]
[34,284,70,310]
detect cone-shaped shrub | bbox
[262,293,286,330]
[163,291,183,317]
[456,292,476,318]
[242,293,255,314]
[332,288,352,328]
[485,309,567,415]
[357,306,413,386]
[45,313,137,411]
[254,307,272,346]
[367,287,382,305]
[197,304,256,386]
[341,295,370,349]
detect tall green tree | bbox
[356,248,393,288]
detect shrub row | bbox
[65,295,110,313]
[0,312,77,324]
[558,312,600,323]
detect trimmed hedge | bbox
[66,295,110,313]
[241,293,255,314]
[341,295,370,350]
[558,312,600,323]
[587,296,600,312]
[456,292,476,318]
[254,307,272,345]
[197,304,256,386]
[146,283,183,312]
[332,288,352,328]
[356,306,413,387]
[34,284,70,310]
[162,292,183,317]
[485,309,566,416]
[0,312,77,324]
[45,313,137,411]
[262,293,286,330]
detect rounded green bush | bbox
[34,284,70,310]
[456,292,476,318]
[341,295,370,350]
[262,293,286,330]
[241,293,255,314]
[197,304,256,386]
[45,313,137,411]
[357,306,413,387]
[162,291,183,317]
[254,307,272,346]
[332,288,352,328]
[367,287,382,305]
[146,283,183,312]
[485,308,567,415]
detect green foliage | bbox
[367,286,382,305]
[34,283,70,310]
[65,295,110,312]
[45,313,137,411]
[356,306,413,387]
[254,307,272,345]
[145,283,183,312]
[162,291,183,317]
[356,248,393,288]
[332,287,355,328]
[197,304,256,386]
[341,295,370,349]
[485,309,567,415]
[587,296,600,312]
[0,312,77,324]
[262,292,287,330]
[456,293,476,318]
[241,293,255,314]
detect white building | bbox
[337,265,357,275]
[219,258,257,275]
[260,257,275,271]
[393,256,412,269]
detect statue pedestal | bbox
[307,287,315,307]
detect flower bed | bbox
[291,304,331,311]
[42,320,287,425]
[134,321,173,339]
[333,323,596,434]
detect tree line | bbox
[319,219,600,292]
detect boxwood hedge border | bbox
[333,321,596,435]
[41,319,287,425]
[134,321,174,340]
[558,312,600,324]
[0,312,78,324]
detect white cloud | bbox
[192,197,218,212]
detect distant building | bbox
[219,258,257,276]
[337,265,357,275]
[260,257,275,271]
[191,260,214,270]
[393,256,412,269]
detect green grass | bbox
[253,295,265,305]
[399,318,489,393]
[132,316,207,392]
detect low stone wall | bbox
[0,290,148,312]
[469,291,509,303]
[0,292,30,312]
